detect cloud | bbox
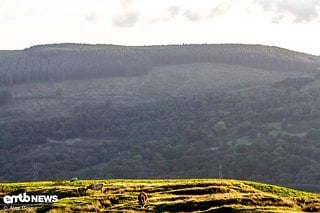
[118,0,138,9]
[255,0,320,23]
[183,1,234,22]
[167,6,180,18]
[271,14,284,24]
[145,7,180,24]
[119,0,135,6]
[184,9,201,22]
[112,11,139,27]
[208,2,231,19]
[84,14,98,22]
[23,9,34,17]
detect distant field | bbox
[0,179,319,212]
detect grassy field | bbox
[0,179,319,212]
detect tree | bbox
[0,90,13,105]
[55,88,63,97]
[306,128,320,140]
[213,121,227,135]
[281,119,288,130]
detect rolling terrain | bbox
[1,44,320,193]
[1,43,319,87]
[0,179,320,212]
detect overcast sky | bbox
[0,0,319,55]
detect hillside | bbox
[1,44,320,192]
[0,44,319,87]
[0,179,319,212]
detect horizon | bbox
[1,0,320,55]
[1,42,319,56]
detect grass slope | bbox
[0,179,319,212]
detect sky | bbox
[0,0,320,55]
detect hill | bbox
[1,44,320,192]
[1,43,319,86]
[0,179,319,212]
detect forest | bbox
[1,44,320,192]
[1,43,319,86]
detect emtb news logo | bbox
[3,193,58,204]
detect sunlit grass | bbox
[0,179,319,212]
